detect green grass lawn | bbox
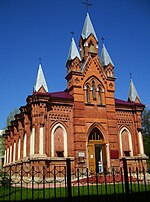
[0,183,150,201]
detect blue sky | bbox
[0,0,150,129]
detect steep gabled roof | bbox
[67,37,81,61]
[34,63,48,93]
[100,44,114,67]
[81,12,98,41]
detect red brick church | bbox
[3,12,146,172]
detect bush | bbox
[0,171,12,187]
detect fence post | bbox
[66,158,72,201]
[122,158,130,202]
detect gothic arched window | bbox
[51,123,68,158]
[86,85,90,103]
[92,80,96,100]
[97,85,102,105]
[88,128,103,141]
[119,127,133,157]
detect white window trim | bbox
[119,127,133,157]
[51,123,67,157]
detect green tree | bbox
[4,108,19,130]
[142,108,150,164]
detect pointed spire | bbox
[128,79,141,102]
[81,12,98,41]
[100,43,114,67]
[67,37,81,61]
[34,63,48,93]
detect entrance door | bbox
[95,144,103,173]
[88,128,106,173]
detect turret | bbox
[100,43,114,78]
[66,37,81,73]
[128,78,141,103]
[34,63,48,93]
[79,13,98,61]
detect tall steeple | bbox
[67,37,81,61]
[81,12,98,41]
[34,63,48,93]
[66,37,81,73]
[79,12,98,61]
[128,78,141,102]
[100,43,114,67]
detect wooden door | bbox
[88,144,95,172]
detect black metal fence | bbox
[0,158,150,202]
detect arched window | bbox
[54,126,64,157]
[88,40,96,54]
[86,85,90,103]
[89,128,103,141]
[97,85,102,105]
[51,123,67,157]
[119,127,133,157]
[92,80,96,100]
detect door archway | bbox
[88,128,106,173]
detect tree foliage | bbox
[142,108,150,162]
[4,108,19,130]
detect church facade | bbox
[3,13,146,172]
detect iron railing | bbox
[0,158,150,201]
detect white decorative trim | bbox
[86,141,89,168]
[138,131,144,155]
[39,127,44,155]
[84,41,88,47]
[51,123,67,157]
[4,149,6,165]
[119,127,133,156]
[10,145,12,163]
[30,128,35,155]
[13,142,16,162]
[23,134,27,157]
[106,143,110,169]
[7,148,9,163]
[18,138,20,160]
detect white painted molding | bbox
[119,127,133,157]
[39,127,44,155]
[13,142,16,162]
[18,138,20,160]
[23,134,27,157]
[138,131,144,155]
[30,128,35,156]
[51,123,67,157]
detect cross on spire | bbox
[130,73,132,79]
[70,31,75,38]
[101,37,105,44]
[82,0,92,12]
[39,57,42,64]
